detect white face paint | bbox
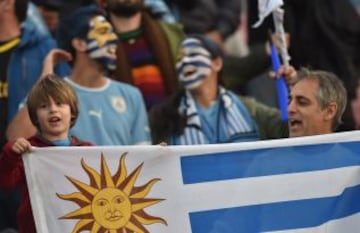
[86,15,118,70]
[176,38,213,90]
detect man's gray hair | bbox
[297,68,347,130]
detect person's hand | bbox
[41,49,72,78]
[269,65,298,87]
[11,138,32,155]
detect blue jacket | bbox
[7,20,70,122]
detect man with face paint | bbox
[97,0,184,110]
[7,4,151,146]
[150,35,291,145]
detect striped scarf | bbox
[174,87,259,145]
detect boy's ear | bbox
[71,38,87,52]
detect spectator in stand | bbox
[287,69,347,137]
[163,0,287,110]
[149,35,294,145]
[97,0,185,110]
[0,0,68,231]
[0,75,93,233]
[150,35,347,144]
[7,4,151,146]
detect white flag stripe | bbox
[181,166,360,212]
[24,152,49,233]
[265,212,360,233]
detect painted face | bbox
[287,79,333,137]
[36,96,72,141]
[176,38,212,90]
[86,15,118,70]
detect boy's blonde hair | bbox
[27,74,79,130]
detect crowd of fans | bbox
[0,0,359,232]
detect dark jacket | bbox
[285,0,360,94]
[0,135,92,233]
[7,20,70,123]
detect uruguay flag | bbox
[23,131,360,233]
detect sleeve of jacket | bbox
[240,96,289,139]
[0,141,24,190]
[214,0,241,39]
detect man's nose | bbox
[287,100,296,114]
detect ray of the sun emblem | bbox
[57,152,167,233]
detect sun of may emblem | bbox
[57,152,167,233]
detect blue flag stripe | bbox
[189,184,360,233]
[181,142,360,184]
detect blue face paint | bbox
[176,38,212,90]
[86,15,118,70]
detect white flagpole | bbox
[272,7,290,66]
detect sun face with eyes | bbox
[92,188,132,229]
[57,152,167,233]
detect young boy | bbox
[0,74,92,233]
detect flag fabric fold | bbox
[253,0,283,28]
[23,131,360,233]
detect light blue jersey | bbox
[67,77,151,145]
